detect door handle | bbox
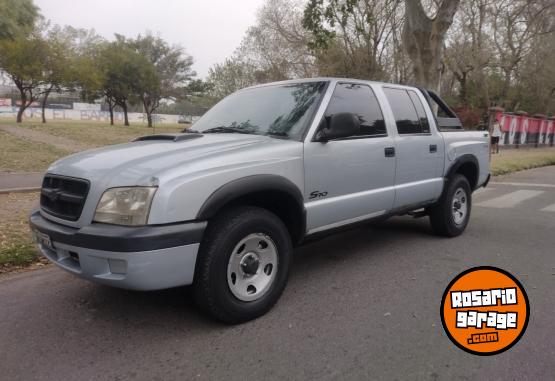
[429,144,437,153]
[384,147,395,157]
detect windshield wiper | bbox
[266,131,289,138]
[202,126,252,134]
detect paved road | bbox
[1,167,554,380]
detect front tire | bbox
[429,174,472,237]
[193,206,292,324]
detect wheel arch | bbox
[445,154,479,191]
[196,175,306,245]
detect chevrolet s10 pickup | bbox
[30,78,490,323]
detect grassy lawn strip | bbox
[491,148,555,176]
[0,119,187,148]
[0,192,47,273]
[0,130,71,172]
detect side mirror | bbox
[315,112,360,142]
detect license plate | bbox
[33,229,53,250]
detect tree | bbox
[70,36,112,122]
[490,0,554,106]
[96,39,153,126]
[443,0,491,106]
[128,34,195,127]
[207,57,258,99]
[303,0,402,80]
[402,0,460,90]
[38,25,77,123]
[0,0,38,40]
[244,0,316,80]
[0,33,47,122]
[510,3,555,114]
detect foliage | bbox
[0,31,48,121]
[127,33,196,126]
[207,0,554,116]
[303,0,401,80]
[0,0,38,40]
[207,57,259,99]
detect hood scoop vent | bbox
[134,133,203,143]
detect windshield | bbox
[191,81,328,141]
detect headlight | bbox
[93,187,157,226]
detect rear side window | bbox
[324,83,386,137]
[383,87,429,134]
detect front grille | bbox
[40,175,90,221]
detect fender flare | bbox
[196,174,305,220]
[444,154,480,190]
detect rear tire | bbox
[193,206,292,324]
[429,174,472,237]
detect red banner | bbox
[494,111,554,146]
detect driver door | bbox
[303,82,396,234]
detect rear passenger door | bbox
[381,87,445,209]
[304,82,396,233]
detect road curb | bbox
[0,187,41,194]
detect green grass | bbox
[0,130,71,172]
[0,192,44,273]
[0,242,38,268]
[491,148,555,176]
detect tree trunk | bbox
[41,86,53,124]
[402,0,460,91]
[122,102,129,126]
[458,72,467,104]
[142,97,153,128]
[16,105,25,123]
[500,68,512,104]
[16,89,27,123]
[108,103,114,125]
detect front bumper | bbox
[29,210,207,290]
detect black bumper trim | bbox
[483,173,491,188]
[29,210,206,252]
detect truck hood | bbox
[47,133,303,187]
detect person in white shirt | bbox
[491,120,502,154]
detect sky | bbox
[33,0,267,79]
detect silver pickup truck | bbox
[30,78,490,323]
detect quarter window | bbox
[323,83,386,137]
[383,87,429,135]
[408,90,430,133]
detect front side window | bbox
[383,87,428,135]
[322,83,386,137]
[191,82,327,141]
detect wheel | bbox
[193,206,292,324]
[428,174,472,237]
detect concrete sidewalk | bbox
[0,172,42,193]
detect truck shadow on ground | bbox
[65,216,443,329]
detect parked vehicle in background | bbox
[30,78,490,323]
[177,115,191,124]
